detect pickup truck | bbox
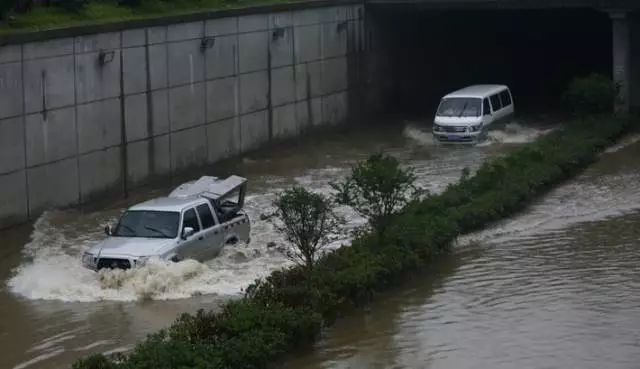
[82,175,251,271]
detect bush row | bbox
[74,115,635,369]
[1,0,237,20]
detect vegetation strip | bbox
[72,113,636,369]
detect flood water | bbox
[1,118,638,369]
[285,131,640,369]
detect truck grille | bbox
[96,258,131,270]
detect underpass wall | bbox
[0,2,373,229]
[631,11,640,112]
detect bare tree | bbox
[273,187,343,270]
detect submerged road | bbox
[285,129,640,369]
[2,118,637,369]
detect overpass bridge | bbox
[365,0,640,8]
[364,0,640,114]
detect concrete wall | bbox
[630,11,640,112]
[0,3,374,229]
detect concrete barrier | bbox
[0,2,381,229]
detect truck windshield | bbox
[436,97,482,117]
[112,210,180,239]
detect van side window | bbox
[483,98,491,115]
[196,203,215,229]
[499,90,512,107]
[183,208,201,232]
[490,94,502,111]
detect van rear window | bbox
[436,97,482,117]
[499,90,512,106]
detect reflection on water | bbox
[0,119,598,369]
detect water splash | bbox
[6,168,366,303]
[483,122,555,145]
[402,121,554,148]
[402,123,437,146]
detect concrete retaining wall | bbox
[0,3,378,229]
[631,11,640,112]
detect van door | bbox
[489,93,503,122]
[195,202,225,260]
[482,97,493,125]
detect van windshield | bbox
[436,97,482,117]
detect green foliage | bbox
[0,0,294,35]
[72,354,118,369]
[50,0,90,12]
[117,0,142,7]
[564,73,618,115]
[331,152,424,240]
[273,187,343,270]
[73,115,636,369]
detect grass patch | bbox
[0,0,302,35]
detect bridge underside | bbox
[365,0,640,10]
[366,3,640,117]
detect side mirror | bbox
[181,227,195,240]
[104,225,113,236]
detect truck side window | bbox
[196,203,215,229]
[483,98,491,115]
[183,208,200,232]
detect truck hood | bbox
[86,237,176,258]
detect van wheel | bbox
[170,255,181,263]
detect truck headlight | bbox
[433,124,441,132]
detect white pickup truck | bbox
[82,175,251,271]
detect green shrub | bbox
[273,186,343,270]
[49,0,89,12]
[117,0,142,7]
[564,74,618,115]
[72,354,118,369]
[73,115,635,369]
[332,152,424,241]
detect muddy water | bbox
[286,132,640,369]
[0,118,576,369]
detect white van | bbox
[432,84,515,144]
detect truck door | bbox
[195,202,225,260]
[177,207,202,260]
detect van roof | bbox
[444,85,509,99]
